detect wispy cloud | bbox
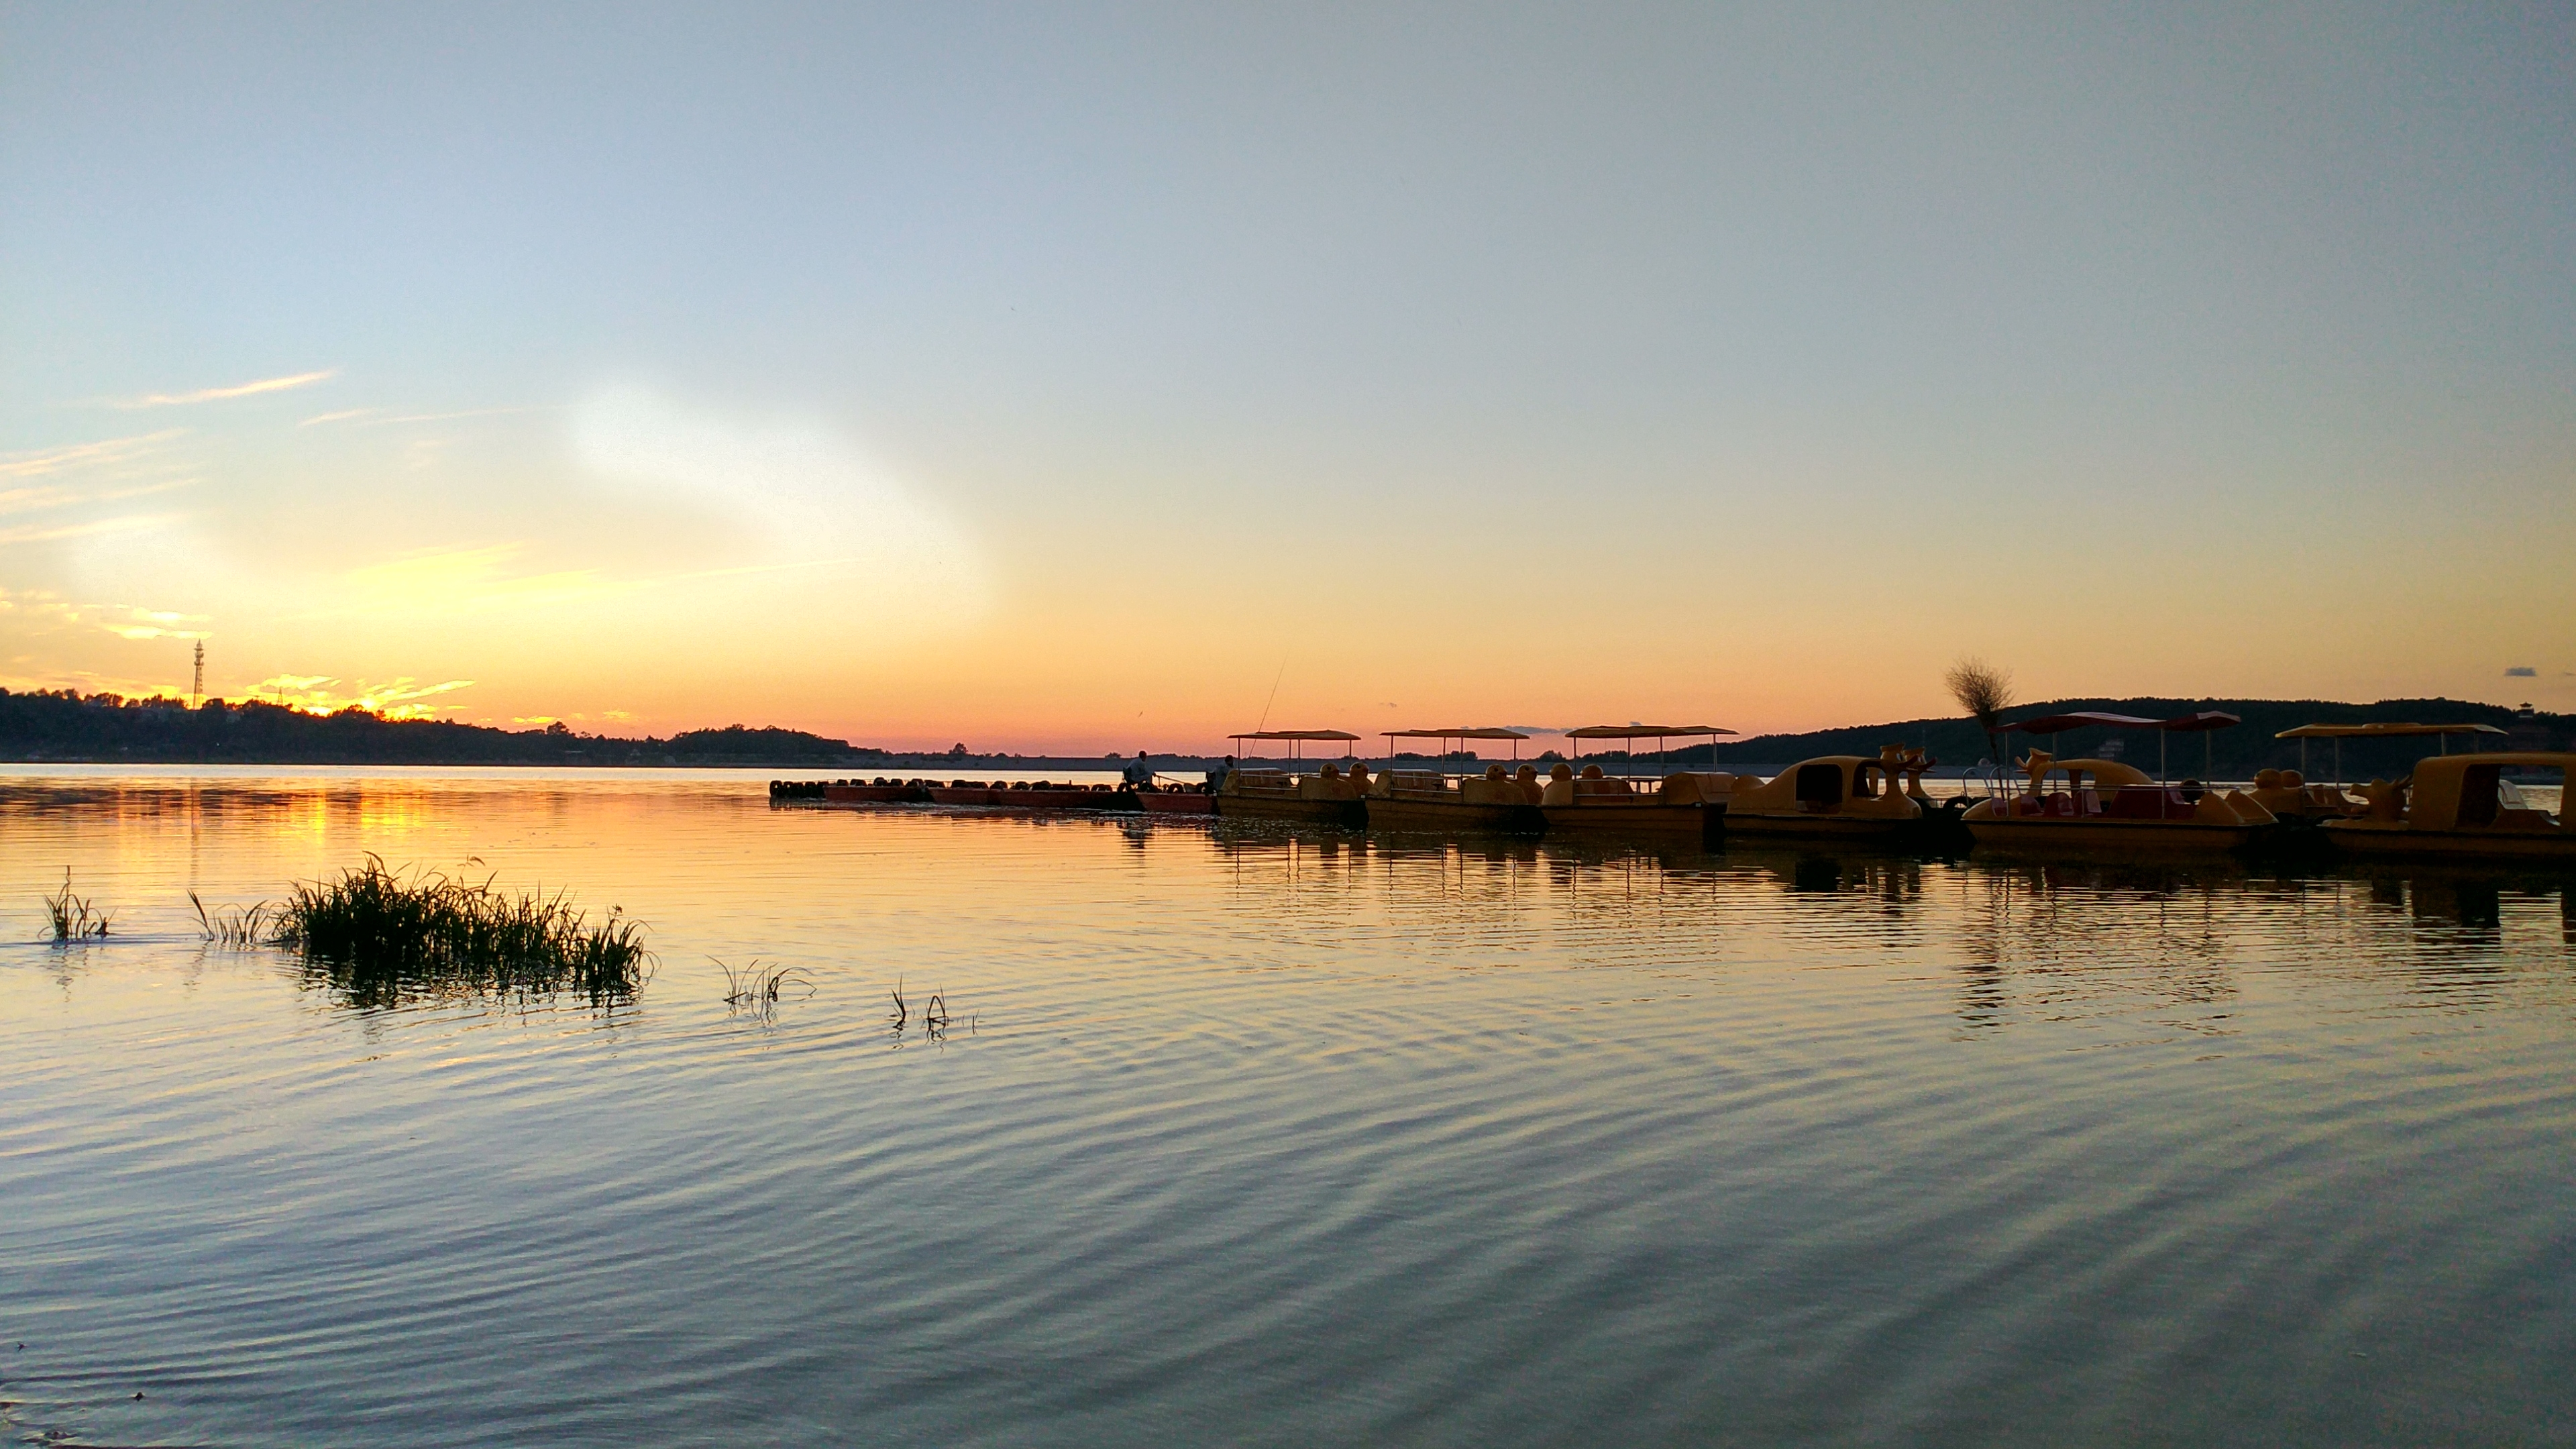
[572,384,994,637]
[97,478,202,502]
[112,369,335,410]
[0,484,82,516]
[2506,665,2538,677]
[99,604,212,642]
[341,542,607,608]
[0,588,209,641]
[0,586,78,624]
[0,513,178,546]
[358,405,548,427]
[0,429,186,480]
[248,674,477,719]
[301,405,549,429]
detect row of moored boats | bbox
[769,718,2572,863]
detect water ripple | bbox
[2,773,2573,1445]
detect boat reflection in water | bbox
[9,771,2576,1445]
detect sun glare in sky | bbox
[2,7,2568,751]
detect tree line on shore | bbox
[2,683,2563,776]
[0,690,877,766]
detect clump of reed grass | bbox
[189,891,276,947]
[274,855,651,1008]
[44,869,111,942]
[718,958,810,1018]
[889,978,972,1038]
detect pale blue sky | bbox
[3,4,2570,744]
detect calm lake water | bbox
[5,768,2575,1447]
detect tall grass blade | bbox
[44,869,111,942]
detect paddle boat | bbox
[1961,752,2277,852]
[1540,724,1735,839]
[2320,751,2572,863]
[2245,722,2511,822]
[2243,768,2362,821]
[1715,746,1927,841]
[1960,711,2275,852]
[1366,728,1546,835]
[1213,729,1370,826]
[2274,722,2508,792]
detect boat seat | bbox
[1233,769,1294,794]
[1657,773,1709,806]
[2105,786,2186,820]
[1574,778,1635,801]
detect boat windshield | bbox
[2459,764,2563,828]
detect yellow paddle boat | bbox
[2272,722,2508,808]
[1366,728,1546,835]
[1540,724,1735,839]
[1960,710,2274,853]
[1962,752,2275,852]
[2321,751,2571,863]
[1214,729,1370,826]
[1716,747,1925,840]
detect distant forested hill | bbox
[7,686,2566,775]
[1670,697,2571,779]
[0,690,886,766]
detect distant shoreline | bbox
[4,690,2565,777]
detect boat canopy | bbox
[1562,723,1737,739]
[1227,729,1362,742]
[2275,722,2508,739]
[1383,727,1530,741]
[2007,710,2241,734]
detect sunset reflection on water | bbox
[5,769,2575,1447]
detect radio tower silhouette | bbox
[192,640,205,708]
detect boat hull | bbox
[1719,810,1919,841]
[926,786,1004,806]
[1366,796,1544,835]
[1541,803,1712,839]
[1008,788,1121,812]
[1216,793,1367,826]
[1138,791,1217,815]
[2324,826,2576,863]
[1966,818,2261,853]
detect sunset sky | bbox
[3,5,2569,753]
